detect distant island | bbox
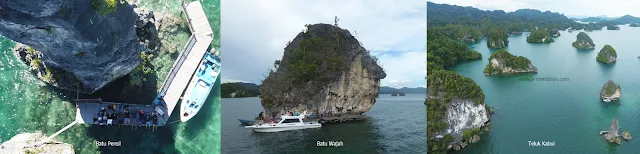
[526,29,554,43]
[221,82,260,98]
[379,86,426,94]
[484,50,537,75]
[607,25,620,30]
[630,23,640,27]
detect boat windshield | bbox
[280,119,301,123]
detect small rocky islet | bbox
[483,49,537,75]
[600,118,632,144]
[526,29,554,43]
[572,32,595,49]
[596,45,618,64]
[600,80,621,102]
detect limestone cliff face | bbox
[443,99,489,143]
[0,132,74,154]
[0,0,143,93]
[259,24,386,116]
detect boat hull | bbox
[246,123,322,133]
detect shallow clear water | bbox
[0,0,221,153]
[222,94,427,154]
[451,25,640,153]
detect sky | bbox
[428,0,640,18]
[221,0,426,88]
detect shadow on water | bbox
[597,62,616,75]
[90,67,159,104]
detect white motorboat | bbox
[180,52,221,122]
[245,111,321,133]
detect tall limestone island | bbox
[484,50,537,75]
[0,0,143,93]
[427,70,490,152]
[572,32,595,49]
[259,24,386,118]
[487,27,508,49]
[600,80,621,102]
[596,45,617,64]
[526,29,554,43]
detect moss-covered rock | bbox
[572,32,595,49]
[596,45,617,64]
[484,49,537,75]
[527,29,554,43]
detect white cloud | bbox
[376,51,426,88]
[222,0,426,87]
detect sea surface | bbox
[221,94,427,154]
[451,25,640,153]
[0,0,221,153]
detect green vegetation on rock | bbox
[427,27,482,73]
[286,25,348,85]
[483,49,532,75]
[527,29,554,43]
[92,0,118,15]
[487,27,508,48]
[462,127,482,141]
[596,45,617,63]
[129,51,154,86]
[607,25,620,30]
[427,70,484,153]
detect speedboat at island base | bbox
[180,52,221,122]
[245,111,321,133]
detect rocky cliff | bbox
[0,0,143,93]
[601,118,621,144]
[484,49,537,75]
[600,80,621,102]
[259,23,386,117]
[550,29,561,37]
[596,45,617,64]
[572,32,595,49]
[427,70,490,152]
[0,132,74,154]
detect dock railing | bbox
[158,35,198,96]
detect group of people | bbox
[93,104,161,132]
[256,110,324,124]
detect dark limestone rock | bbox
[0,0,143,93]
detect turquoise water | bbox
[222,94,427,154]
[451,25,640,153]
[0,0,221,153]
